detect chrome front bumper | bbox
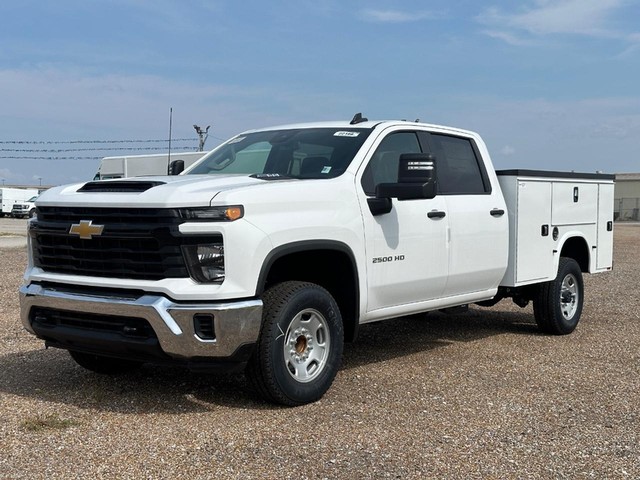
[20,283,263,360]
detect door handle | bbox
[427,210,446,219]
[490,208,505,217]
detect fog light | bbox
[194,314,216,340]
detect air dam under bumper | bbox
[20,283,263,361]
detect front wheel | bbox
[246,281,344,406]
[69,351,142,374]
[533,257,584,335]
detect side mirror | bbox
[376,153,437,200]
[168,159,185,175]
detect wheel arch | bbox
[256,241,360,342]
[558,234,590,272]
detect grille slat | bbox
[32,207,221,280]
[32,307,156,339]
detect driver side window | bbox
[360,132,422,196]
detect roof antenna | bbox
[350,112,368,125]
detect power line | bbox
[0,156,107,160]
[0,138,197,145]
[1,146,197,153]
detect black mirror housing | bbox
[376,153,437,200]
[168,159,185,175]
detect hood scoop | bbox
[78,180,166,193]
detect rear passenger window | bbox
[430,134,488,194]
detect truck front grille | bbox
[31,207,221,281]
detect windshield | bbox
[186,128,371,179]
[28,196,38,202]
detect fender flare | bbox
[256,240,359,295]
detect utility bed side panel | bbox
[596,183,615,271]
[552,182,598,225]
[497,170,614,287]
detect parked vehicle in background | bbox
[0,188,38,217]
[20,116,615,406]
[11,195,38,218]
[94,152,207,180]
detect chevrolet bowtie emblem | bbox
[69,220,105,240]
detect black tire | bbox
[246,281,344,406]
[533,257,584,335]
[28,209,36,218]
[69,351,142,374]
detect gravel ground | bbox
[1,225,638,479]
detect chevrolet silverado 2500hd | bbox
[20,117,614,405]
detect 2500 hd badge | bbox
[372,255,406,264]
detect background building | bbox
[615,173,640,221]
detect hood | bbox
[35,174,296,208]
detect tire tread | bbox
[246,281,343,406]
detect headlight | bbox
[180,206,244,221]
[182,243,225,283]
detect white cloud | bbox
[0,67,274,140]
[441,95,640,173]
[478,0,638,45]
[360,9,437,23]
[481,30,538,47]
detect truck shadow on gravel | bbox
[342,308,539,370]
[0,307,538,412]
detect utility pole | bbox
[193,124,211,151]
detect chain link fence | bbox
[615,198,640,221]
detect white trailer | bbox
[0,187,39,216]
[94,151,207,180]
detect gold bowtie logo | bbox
[69,220,104,240]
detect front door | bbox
[358,130,449,314]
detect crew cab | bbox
[19,116,614,405]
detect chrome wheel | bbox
[560,273,579,320]
[283,308,330,383]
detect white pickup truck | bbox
[20,116,614,405]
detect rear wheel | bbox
[246,281,344,406]
[69,351,142,374]
[533,257,584,335]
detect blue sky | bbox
[1,0,639,186]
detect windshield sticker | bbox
[334,131,360,137]
[228,136,245,144]
[321,166,332,174]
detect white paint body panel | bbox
[498,172,614,287]
[27,120,614,326]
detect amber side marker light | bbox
[225,206,243,221]
[180,206,244,221]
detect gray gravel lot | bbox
[1,225,638,479]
